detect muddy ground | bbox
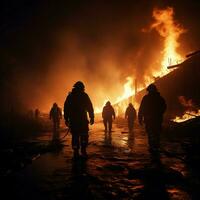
[0,117,200,200]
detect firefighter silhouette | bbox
[64,81,94,159]
[102,101,115,132]
[49,103,62,141]
[138,84,166,154]
[125,103,136,132]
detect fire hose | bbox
[60,127,70,141]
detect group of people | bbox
[102,101,137,133]
[49,81,166,159]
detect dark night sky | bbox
[1,0,200,111]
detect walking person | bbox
[64,81,94,159]
[138,84,166,154]
[49,103,62,141]
[125,103,137,133]
[102,101,115,132]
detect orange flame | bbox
[173,110,200,123]
[151,7,186,77]
[94,99,109,114]
[94,76,134,114]
[116,77,134,103]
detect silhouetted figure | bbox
[49,103,62,141]
[35,108,40,119]
[125,103,137,132]
[104,128,112,145]
[64,81,94,159]
[138,84,166,154]
[102,101,115,132]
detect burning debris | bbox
[95,7,186,116]
[173,110,200,123]
[173,96,200,123]
[1,2,200,199]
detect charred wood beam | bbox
[167,64,181,69]
[186,50,200,58]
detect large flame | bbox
[116,77,134,103]
[151,7,185,77]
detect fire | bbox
[173,110,200,123]
[95,7,186,116]
[116,77,134,103]
[151,7,185,77]
[94,76,134,114]
[94,99,109,114]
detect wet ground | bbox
[1,119,200,200]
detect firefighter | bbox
[138,84,166,154]
[102,101,115,132]
[125,103,136,132]
[64,81,94,159]
[49,103,62,141]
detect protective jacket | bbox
[138,91,166,125]
[64,88,94,133]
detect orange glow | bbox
[94,99,109,114]
[31,7,186,115]
[94,76,135,114]
[116,77,134,103]
[173,110,200,123]
[151,7,185,77]
[173,96,199,122]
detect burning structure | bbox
[96,7,199,125]
[0,3,199,127]
[95,7,186,116]
[135,50,200,120]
